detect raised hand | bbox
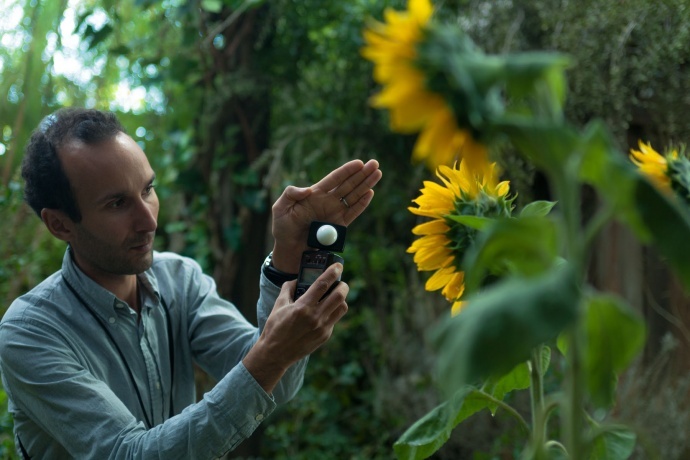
[270,159,382,273]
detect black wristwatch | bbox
[262,253,298,286]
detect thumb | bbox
[283,185,312,203]
[273,186,313,217]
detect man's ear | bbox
[41,208,74,243]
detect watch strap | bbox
[263,253,298,286]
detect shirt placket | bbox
[139,308,165,426]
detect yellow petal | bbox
[414,248,453,271]
[441,271,465,300]
[412,219,450,235]
[451,299,466,316]
[409,0,433,24]
[495,180,511,197]
[425,266,456,291]
[629,139,671,193]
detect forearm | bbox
[129,363,275,459]
[252,267,309,401]
[107,363,275,459]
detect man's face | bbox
[59,132,159,280]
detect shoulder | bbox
[150,251,205,277]
[1,271,63,325]
[148,251,213,297]
[0,272,74,362]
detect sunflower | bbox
[630,140,690,204]
[407,160,513,314]
[361,0,489,172]
[629,140,673,193]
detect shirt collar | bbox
[61,248,162,318]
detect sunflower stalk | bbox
[528,347,548,459]
[583,202,616,252]
[552,165,587,460]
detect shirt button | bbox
[255,414,264,421]
[108,317,116,324]
[156,382,161,390]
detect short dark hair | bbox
[21,108,125,222]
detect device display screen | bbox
[300,267,323,284]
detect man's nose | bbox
[134,197,158,232]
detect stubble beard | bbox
[72,226,155,277]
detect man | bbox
[0,108,382,458]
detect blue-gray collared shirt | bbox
[0,249,307,459]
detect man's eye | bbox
[144,184,155,196]
[109,198,125,208]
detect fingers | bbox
[316,160,382,198]
[332,160,382,198]
[314,160,366,193]
[310,281,349,331]
[298,263,344,305]
[334,162,381,212]
[341,190,375,224]
[311,160,381,224]
[324,287,349,325]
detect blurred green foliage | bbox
[1,0,690,458]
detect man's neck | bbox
[71,256,140,311]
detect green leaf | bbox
[503,52,570,113]
[590,425,636,460]
[462,216,559,294]
[543,65,568,113]
[495,118,581,176]
[431,265,579,396]
[445,214,492,230]
[484,362,530,415]
[578,121,649,239]
[540,345,551,377]
[635,177,690,291]
[559,293,646,407]
[201,0,223,12]
[450,389,488,424]
[585,294,645,407]
[519,200,557,218]
[394,383,525,460]
[394,387,481,460]
[393,398,455,460]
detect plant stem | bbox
[479,391,531,435]
[583,203,615,251]
[544,440,569,457]
[564,326,585,460]
[529,347,548,459]
[529,348,545,439]
[554,160,586,460]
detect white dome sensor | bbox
[316,224,338,246]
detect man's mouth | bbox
[130,239,153,252]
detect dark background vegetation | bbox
[2,0,690,458]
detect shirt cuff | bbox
[209,362,277,437]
